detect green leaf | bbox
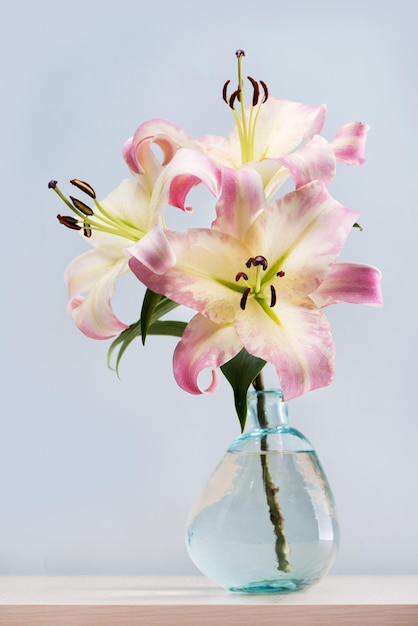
[107,320,142,375]
[140,289,180,344]
[221,349,266,432]
[107,291,182,375]
[107,318,186,375]
[152,296,180,319]
[140,289,162,344]
[147,320,186,337]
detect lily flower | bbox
[128,168,382,400]
[123,51,369,204]
[50,149,221,339]
[197,51,368,198]
[61,178,150,339]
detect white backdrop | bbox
[1,0,416,575]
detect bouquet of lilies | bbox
[50,50,382,430]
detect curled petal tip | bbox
[204,369,220,394]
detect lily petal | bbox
[196,133,239,168]
[123,118,196,177]
[65,249,129,339]
[246,158,290,201]
[235,297,335,400]
[212,168,266,239]
[245,181,360,299]
[197,98,327,168]
[164,148,221,212]
[252,98,327,159]
[90,179,151,240]
[129,226,250,324]
[310,263,383,308]
[277,135,336,189]
[173,314,242,394]
[331,122,369,165]
[128,223,176,275]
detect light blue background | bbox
[1,0,416,575]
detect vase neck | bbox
[247,389,289,431]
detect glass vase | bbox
[186,389,339,593]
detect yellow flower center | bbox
[235,255,285,310]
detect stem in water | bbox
[253,373,291,572]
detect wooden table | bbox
[0,575,417,625]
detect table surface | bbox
[0,575,417,625]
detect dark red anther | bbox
[235,271,249,282]
[276,270,285,277]
[253,255,268,270]
[70,196,94,216]
[222,80,230,104]
[48,180,58,189]
[260,80,269,103]
[240,287,251,310]
[246,257,255,268]
[247,76,260,106]
[57,215,81,230]
[270,285,277,308]
[235,49,245,58]
[83,223,92,238]
[70,179,96,199]
[229,89,240,109]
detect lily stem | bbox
[253,373,291,573]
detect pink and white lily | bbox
[64,178,149,339]
[123,55,368,205]
[60,149,221,339]
[123,100,368,205]
[128,168,382,400]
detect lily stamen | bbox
[51,180,144,241]
[70,196,94,216]
[222,80,230,105]
[270,285,277,307]
[222,52,269,163]
[229,90,240,110]
[247,76,260,107]
[57,215,82,231]
[240,287,251,310]
[236,254,286,312]
[260,80,269,103]
[70,178,96,199]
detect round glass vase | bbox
[186,389,339,593]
